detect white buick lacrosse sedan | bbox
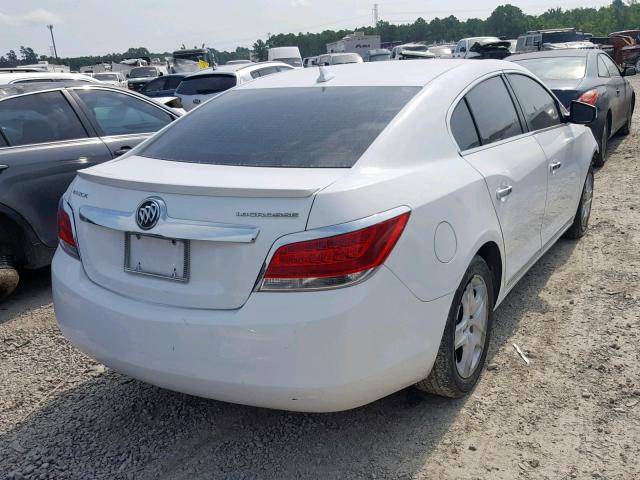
[53,60,597,412]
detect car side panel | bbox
[307,158,505,303]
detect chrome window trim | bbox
[79,201,260,243]
[0,136,105,151]
[254,205,411,292]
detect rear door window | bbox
[450,99,480,151]
[139,86,420,168]
[601,55,621,77]
[597,56,610,77]
[0,91,87,146]
[176,75,237,95]
[507,74,561,131]
[75,89,173,136]
[465,76,523,145]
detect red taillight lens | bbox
[57,200,79,259]
[260,211,410,291]
[578,89,599,106]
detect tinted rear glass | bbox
[176,74,237,95]
[139,86,419,168]
[514,57,587,80]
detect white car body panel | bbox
[0,72,102,84]
[53,60,597,411]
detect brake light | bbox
[578,89,599,106]
[57,200,79,259]
[259,211,410,291]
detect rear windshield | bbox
[176,74,237,95]
[94,74,118,81]
[130,67,158,78]
[139,86,419,168]
[514,57,587,80]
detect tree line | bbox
[1,1,638,69]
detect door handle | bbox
[496,185,513,200]
[113,146,132,157]
[549,161,562,173]
[0,164,8,173]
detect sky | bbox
[0,0,613,58]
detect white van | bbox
[268,47,303,68]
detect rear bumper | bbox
[52,250,452,412]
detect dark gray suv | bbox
[0,82,180,298]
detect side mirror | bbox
[569,101,597,125]
[623,66,636,76]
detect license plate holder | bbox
[124,233,190,282]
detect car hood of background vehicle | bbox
[77,155,347,198]
[469,40,512,52]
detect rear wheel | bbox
[0,257,19,300]
[415,256,494,398]
[593,117,609,167]
[564,168,594,240]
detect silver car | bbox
[175,62,294,111]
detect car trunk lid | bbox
[71,156,346,309]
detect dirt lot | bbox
[1,79,640,480]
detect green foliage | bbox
[2,2,640,70]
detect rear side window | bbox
[507,74,560,131]
[143,77,167,92]
[465,76,523,145]
[0,91,87,146]
[601,55,620,77]
[166,76,184,89]
[597,56,610,77]
[176,75,237,95]
[139,86,420,168]
[450,100,480,151]
[75,89,172,136]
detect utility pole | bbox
[47,24,59,60]
[373,3,379,26]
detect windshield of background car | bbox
[175,74,237,95]
[542,31,581,43]
[139,86,420,168]
[130,67,158,78]
[513,57,587,80]
[277,57,303,67]
[369,53,391,61]
[332,54,360,64]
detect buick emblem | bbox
[136,199,161,230]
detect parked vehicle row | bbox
[48,60,600,413]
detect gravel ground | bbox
[1,77,640,480]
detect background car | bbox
[364,49,392,62]
[509,49,636,165]
[127,66,166,92]
[317,53,363,65]
[92,72,127,88]
[53,61,596,412]
[0,72,100,85]
[175,61,294,111]
[390,43,430,60]
[427,45,456,58]
[452,37,511,59]
[303,56,318,67]
[138,73,187,98]
[0,83,180,298]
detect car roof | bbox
[508,49,599,61]
[0,82,139,100]
[0,72,99,83]
[184,61,289,78]
[235,59,524,89]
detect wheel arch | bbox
[475,240,503,304]
[0,203,54,269]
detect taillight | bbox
[259,210,410,291]
[578,89,599,106]
[57,199,79,259]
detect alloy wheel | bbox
[454,275,489,378]
[581,172,594,231]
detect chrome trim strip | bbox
[254,205,411,292]
[79,204,260,243]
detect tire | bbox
[0,265,19,300]
[593,117,609,167]
[415,255,494,398]
[619,98,634,136]
[564,168,594,240]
